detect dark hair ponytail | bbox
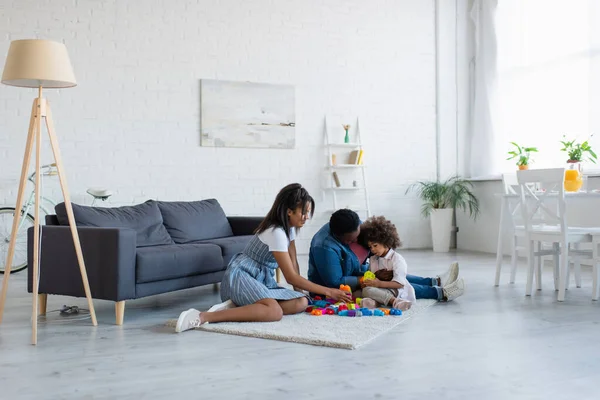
[256,183,315,238]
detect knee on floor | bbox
[295,296,309,312]
[262,299,284,321]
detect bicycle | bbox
[0,163,113,274]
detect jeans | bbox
[407,275,443,300]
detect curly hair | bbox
[360,216,402,249]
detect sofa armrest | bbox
[27,226,137,301]
[227,216,263,236]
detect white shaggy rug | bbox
[170,299,436,350]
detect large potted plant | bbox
[507,142,538,170]
[406,176,480,252]
[560,136,597,192]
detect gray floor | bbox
[1,250,599,400]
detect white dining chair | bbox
[516,168,597,301]
[495,173,558,288]
[592,235,600,300]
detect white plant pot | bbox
[430,208,454,252]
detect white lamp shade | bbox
[1,39,76,88]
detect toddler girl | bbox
[359,216,415,311]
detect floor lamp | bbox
[0,39,97,344]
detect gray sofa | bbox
[27,199,262,325]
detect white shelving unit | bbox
[323,116,371,218]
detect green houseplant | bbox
[560,136,597,192]
[506,142,538,170]
[405,176,479,252]
[560,136,597,164]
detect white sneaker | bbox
[175,308,205,333]
[393,298,412,311]
[442,278,465,301]
[361,298,377,309]
[208,299,236,312]
[438,262,459,287]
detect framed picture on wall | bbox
[200,79,295,149]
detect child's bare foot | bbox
[361,298,377,309]
[393,299,412,311]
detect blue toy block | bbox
[389,308,403,316]
[313,300,329,308]
[361,309,373,316]
[339,310,349,316]
[373,309,385,316]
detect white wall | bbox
[0,0,446,253]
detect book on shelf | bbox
[347,150,360,164]
[347,149,364,165]
[332,171,341,187]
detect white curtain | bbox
[494,0,597,172]
[467,0,499,178]
[469,0,598,175]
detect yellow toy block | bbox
[363,271,376,281]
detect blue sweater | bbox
[307,223,367,289]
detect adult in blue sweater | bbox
[308,209,368,291]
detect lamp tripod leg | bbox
[0,99,39,325]
[44,100,97,326]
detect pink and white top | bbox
[369,249,416,304]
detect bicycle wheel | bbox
[0,207,35,274]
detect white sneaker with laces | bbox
[208,299,236,312]
[438,262,459,287]
[442,278,465,301]
[175,308,205,333]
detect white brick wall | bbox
[0,0,437,253]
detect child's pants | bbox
[407,275,444,300]
[362,287,398,306]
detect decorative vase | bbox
[564,160,583,192]
[344,129,350,143]
[518,165,529,171]
[430,208,454,252]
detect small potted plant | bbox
[506,142,538,170]
[405,176,479,252]
[560,135,597,192]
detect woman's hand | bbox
[326,288,352,303]
[364,278,382,288]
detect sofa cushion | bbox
[55,200,173,247]
[196,235,253,265]
[136,243,223,284]
[157,199,234,243]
